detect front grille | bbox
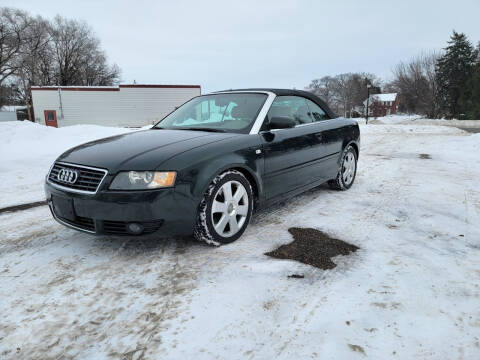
[48,162,107,194]
[103,220,163,235]
[103,220,127,235]
[57,214,95,232]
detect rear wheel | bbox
[328,145,357,190]
[194,170,253,246]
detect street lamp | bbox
[366,84,372,124]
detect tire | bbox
[193,170,253,246]
[328,145,357,191]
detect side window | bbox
[267,96,313,126]
[306,99,329,122]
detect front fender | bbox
[198,161,263,200]
[161,134,264,206]
[191,152,263,201]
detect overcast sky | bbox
[3,0,480,93]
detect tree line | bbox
[306,31,480,120]
[2,7,479,121]
[0,7,120,118]
[306,73,381,118]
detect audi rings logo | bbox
[57,168,79,184]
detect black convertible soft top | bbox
[217,88,337,119]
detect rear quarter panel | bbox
[339,118,360,157]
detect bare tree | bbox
[14,15,51,119]
[306,72,381,117]
[0,8,31,86]
[307,76,336,105]
[389,51,439,117]
[48,16,120,86]
[0,7,121,116]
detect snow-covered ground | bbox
[1,121,480,359]
[365,114,480,128]
[0,121,137,208]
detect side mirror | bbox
[268,116,296,130]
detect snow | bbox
[31,85,119,90]
[0,121,139,208]
[1,120,480,359]
[363,93,397,105]
[0,105,24,112]
[365,114,480,127]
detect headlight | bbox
[110,171,176,190]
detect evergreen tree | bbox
[459,62,480,119]
[435,31,476,118]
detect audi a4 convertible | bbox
[45,89,360,245]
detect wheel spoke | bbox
[233,186,246,203]
[214,214,229,234]
[222,183,233,201]
[229,216,240,234]
[212,200,227,214]
[237,204,248,216]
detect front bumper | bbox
[45,181,198,236]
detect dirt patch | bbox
[265,227,359,270]
[288,274,305,279]
[0,200,47,215]
[348,344,366,355]
[418,153,432,159]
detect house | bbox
[31,84,201,128]
[363,93,399,117]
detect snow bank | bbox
[359,124,467,135]
[0,121,138,208]
[368,114,424,124]
[364,114,480,127]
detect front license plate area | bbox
[52,195,75,221]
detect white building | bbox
[0,105,21,122]
[31,84,201,127]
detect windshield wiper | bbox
[178,127,226,133]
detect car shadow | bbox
[252,183,332,224]
[87,233,206,258]
[84,183,334,256]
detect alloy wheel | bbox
[342,152,356,186]
[211,180,249,237]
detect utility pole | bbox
[365,84,372,124]
[58,86,64,119]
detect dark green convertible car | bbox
[45,89,360,245]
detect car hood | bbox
[57,129,238,172]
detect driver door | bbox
[261,96,326,200]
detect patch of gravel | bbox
[265,227,359,270]
[0,200,47,214]
[418,153,432,159]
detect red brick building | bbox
[364,93,399,117]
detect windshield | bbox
[154,93,267,133]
